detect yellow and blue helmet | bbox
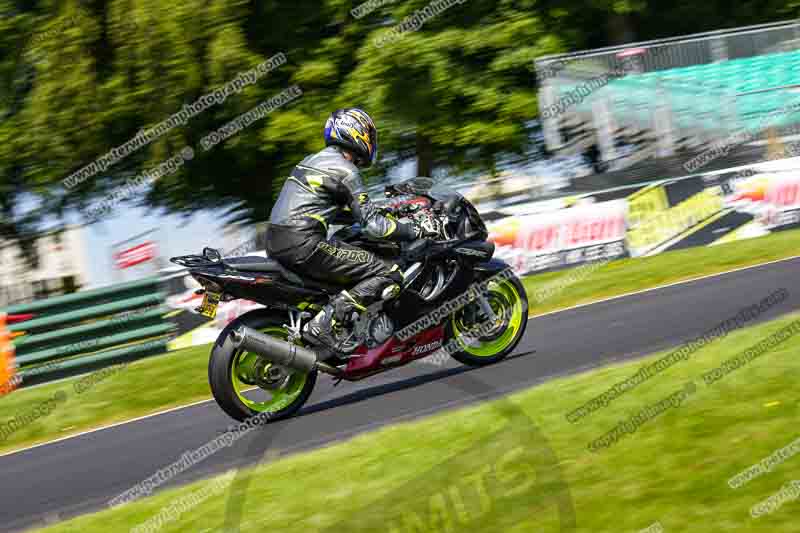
[324,108,378,167]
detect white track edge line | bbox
[530,254,800,319]
[3,253,799,459]
[0,397,217,459]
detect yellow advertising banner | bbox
[627,183,669,229]
[627,187,725,256]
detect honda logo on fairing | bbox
[412,340,443,355]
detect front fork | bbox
[466,263,516,330]
[475,293,497,322]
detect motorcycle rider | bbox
[266,108,439,352]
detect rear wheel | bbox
[446,274,528,366]
[209,309,317,422]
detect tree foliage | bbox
[0,0,796,242]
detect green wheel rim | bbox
[230,326,309,413]
[451,278,524,357]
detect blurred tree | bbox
[0,0,798,249]
[342,0,558,180]
[1,0,564,235]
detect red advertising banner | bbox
[725,173,800,229]
[762,175,800,228]
[488,200,628,274]
[114,241,157,270]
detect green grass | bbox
[523,227,800,316]
[2,227,799,456]
[0,343,214,455]
[38,311,800,532]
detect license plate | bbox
[199,292,221,318]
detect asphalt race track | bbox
[2,257,799,532]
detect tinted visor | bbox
[369,126,378,164]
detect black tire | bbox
[208,308,317,423]
[445,273,529,367]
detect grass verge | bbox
[523,227,800,316]
[0,343,213,455]
[1,227,799,455]
[39,310,800,532]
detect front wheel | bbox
[208,309,317,422]
[445,273,528,366]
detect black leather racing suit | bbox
[266,146,416,309]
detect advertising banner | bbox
[488,199,628,275]
[626,186,725,257]
[725,172,800,230]
[115,241,157,270]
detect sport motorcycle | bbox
[170,177,528,422]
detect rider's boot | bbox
[303,291,365,353]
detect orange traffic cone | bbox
[0,313,19,395]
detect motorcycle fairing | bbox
[342,325,446,379]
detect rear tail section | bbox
[170,253,330,307]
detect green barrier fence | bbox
[1,277,176,387]
[8,294,166,333]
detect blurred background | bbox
[6,5,800,533]
[4,1,800,379]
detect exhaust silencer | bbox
[230,326,318,373]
